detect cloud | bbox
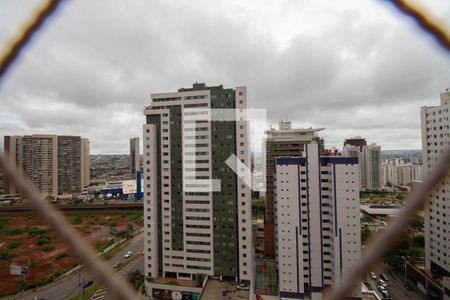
[0,0,449,153]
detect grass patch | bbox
[56,252,69,260]
[37,235,51,245]
[28,227,49,236]
[71,215,83,225]
[0,227,27,236]
[96,239,114,252]
[101,239,130,260]
[7,241,20,249]
[0,217,10,228]
[67,282,102,300]
[0,251,18,260]
[361,215,376,224]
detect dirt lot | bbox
[0,212,143,296]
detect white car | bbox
[236,283,249,290]
[377,279,387,287]
[370,272,377,279]
[124,251,133,258]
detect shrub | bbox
[71,215,82,225]
[7,241,20,249]
[37,235,51,245]
[23,277,53,290]
[43,245,56,252]
[56,252,69,260]
[0,227,27,236]
[0,217,9,228]
[28,227,48,236]
[96,239,114,252]
[0,251,17,260]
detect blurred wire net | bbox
[0,0,449,300]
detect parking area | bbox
[201,279,249,300]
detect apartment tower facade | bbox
[421,89,450,275]
[343,136,366,150]
[143,83,252,287]
[264,121,323,257]
[343,142,381,191]
[130,137,140,179]
[274,143,361,300]
[4,135,90,196]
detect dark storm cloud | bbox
[1,0,449,153]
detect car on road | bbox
[83,280,93,288]
[370,272,377,279]
[236,283,249,290]
[380,290,389,299]
[377,278,387,287]
[377,285,386,292]
[380,273,389,282]
[113,261,121,268]
[124,251,133,258]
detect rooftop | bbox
[153,276,200,288]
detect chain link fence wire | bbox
[0,0,63,79]
[0,0,449,300]
[387,0,450,52]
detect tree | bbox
[410,217,424,232]
[127,270,144,290]
[361,228,371,243]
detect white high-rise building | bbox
[274,143,361,300]
[421,89,450,275]
[343,142,381,191]
[143,83,252,294]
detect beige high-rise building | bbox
[343,142,382,191]
[3,134,90,196]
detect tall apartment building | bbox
[3,135,90,196]
[130,137,140,179]
[143,83,252,289]
[343,136,367,150]
[264,121,324,257]
[274,143,361,300]
[421,89,450,275]
[0,172,4,194]
[343,142,381,191]
[381,159,422,187]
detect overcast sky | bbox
[1,0,449,154]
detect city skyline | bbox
[1,1,450,154]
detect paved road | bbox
[366,265,429,300]
[92,255,144,300]
[387,270,429,300]
[5,233,144,300]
